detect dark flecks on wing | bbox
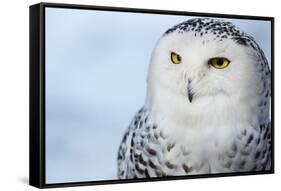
[167,142,176,152]
[182,163,192,173]
[239,159,246,169]
[148,160,157,169]
[165,161,177,169]
[246,134,254,146]
[146,147,157,156]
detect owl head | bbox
[146,18,270,123]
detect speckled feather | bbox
[117,108,271,178]
[117,18,271,179]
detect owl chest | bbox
[149,122,263,175]
[155,124,228,174]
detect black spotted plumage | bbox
[117,18,272,179]
[117,107,183,178]
[118,109,271,178]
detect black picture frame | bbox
[29,2,275,188]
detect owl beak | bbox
[187,79,194,103]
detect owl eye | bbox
[208,57,230,69]
[171,52,181,64]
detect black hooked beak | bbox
[187,79,194,103]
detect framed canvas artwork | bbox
[29,2,274,188]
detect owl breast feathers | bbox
[117,18,271,179]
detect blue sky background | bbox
[45,7,271,184]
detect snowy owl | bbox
[117,18,271,179]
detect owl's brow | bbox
[214,44,230,55]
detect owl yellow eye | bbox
[171,52,181,64]
[208,57,230,69]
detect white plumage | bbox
[117,18,271,178]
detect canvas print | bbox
[39,5,272,186]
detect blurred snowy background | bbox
[45,7,271,183]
